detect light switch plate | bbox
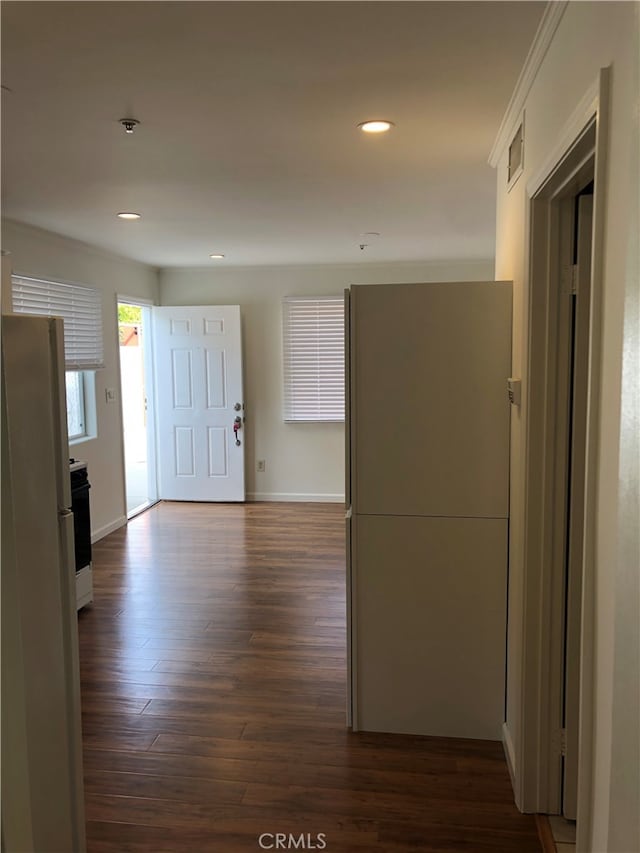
[105,387,117,403]
[507,378,521,407]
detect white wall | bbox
[160,260,493,501]
[494,3,639,850]
[1,219,159,539]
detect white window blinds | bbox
[282,296,345,422]
[11,275,104,370]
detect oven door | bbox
[70,468,92,572]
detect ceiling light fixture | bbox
[119,118,140,134]
[209,253,225,259]
[117,212,141,220]
[358,120,395,134]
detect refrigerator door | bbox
[1,314,86,852]
[49,316,73,510]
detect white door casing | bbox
[562,193,593,820]
[154,305,245,502]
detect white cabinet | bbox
[347,281,512,740]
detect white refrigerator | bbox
[346,281,512,741]
[1,314,86,852]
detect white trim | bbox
[527,77,601,196]
[116,293,156,307]
[159,258,495,276]
[575,66,610,853]
[516,67,609,830]
[519,138,597,815]
[141,305,159,504]
[115,296,159,517]
[91,515,126,543]
[489,1,568,168]
[127,499,158,520]
[502,722,517,790]
[248,492,345,503]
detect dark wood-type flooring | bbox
[79,501,541,852]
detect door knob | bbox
[233,416,242,446]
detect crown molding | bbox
[488,1,569,168]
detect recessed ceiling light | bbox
[358,120,395,134]
[209,253,225,259]
[117,212,141,220]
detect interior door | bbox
[153,305,245,502]
[563,193,593,819]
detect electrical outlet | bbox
[257,459,266,473]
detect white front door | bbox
[153,305,245,502]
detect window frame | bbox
[282,295,345,424]
[11,273,102,443]
[65,370,87,441]
[11,274,105,370]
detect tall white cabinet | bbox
[347,281,512,740]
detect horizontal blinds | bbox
[11,275,104,370]
[283,296,345,422]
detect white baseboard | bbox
[502,721,517,791]
[91,515,127,543]
[248,492,345,503]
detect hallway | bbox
[78,502,541,852]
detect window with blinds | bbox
[282,296,345,423]
[11,275,104,370]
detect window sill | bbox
[69,433,96,447]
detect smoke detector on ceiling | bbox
[359,231,381,251]
[119,118,140,134]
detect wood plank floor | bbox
[78,501,541,852]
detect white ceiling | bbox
[1,1,544,268]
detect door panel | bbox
[205,350,226,408]
[174,427,195,477]
[355,514,508,740]
[154,305,245,501]
[171,350,193,408]
[351,282,511,519]
[207,427,228,476]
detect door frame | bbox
[516,68,609,848]
[116,295,159,516]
